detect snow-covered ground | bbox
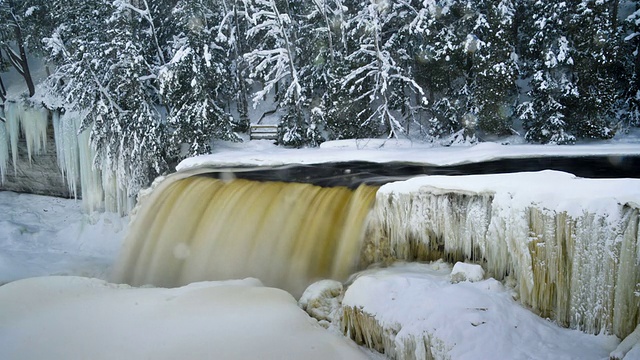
[1,140,640,359]
[178,138,640,170]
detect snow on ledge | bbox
[378,170,640,218]
[177,140,640,171]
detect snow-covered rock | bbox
[299,279,344,328]
[611,324,640,360]
[340,262,618,360]
[450,262,484,283]
[363,171,640,339]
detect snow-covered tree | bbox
[566,0,621,139]
[338,0,426,139]
[623,2,640,129]
[407,0,475,139]
[218,0,252,132]
[0,0,43,97]
[470,0,518,137]
[517,0,577,144]
[44,0,168,197]
[243,0,322,146]
[160,0,239,159]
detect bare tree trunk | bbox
[0,74,6,103]
[3,5,35,97]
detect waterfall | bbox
[112,171,378,297]
[113,169,640,341]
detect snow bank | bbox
[363,171,640,338]
[299,280,344,328]
[341,262,618,360]
[450,262,484,283]
[177,139,640,170]
[0,191,127,285]
[0,276,369,360]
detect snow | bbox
[376,170,640,218]
[342,262,619,360]
[177,139,640,170]
[0,276,369,360]
[450,262,484,283]
[366,171,640,338]
[0,192,126,286]
[2,139,640,359]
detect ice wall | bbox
[0,113,7,183]
[0,100,131,214]
[0,101,49,183]
[362,171,640,339]
[112,173,379,297]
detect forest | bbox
[1,0,639,194]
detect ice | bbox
[0,118,8,183]
[299,280,344,327]
[52,110,80,198]
[363,171,640,339]
[341,262,618,360]
[20,105,48,163]
[4,101,21,173]
[611,324,640,360]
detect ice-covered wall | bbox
[0,100,132,214]
[0,101,69,197]
[362,171,640,339]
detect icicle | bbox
[20,105,49,163]
[76,117,104,213]
[0,117,8,183]
[52,111,81,198]
[4,101,21,174]
[365,180,640,339]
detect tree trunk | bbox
[4,6,35,97]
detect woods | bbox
[0,0,638,193]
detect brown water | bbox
[112,175,378,296]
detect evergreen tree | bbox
[339,0,426,139]
[160,0,239,160]
[0,0,42,97]
[470,0,519,137]
[218,0,252,132]
[567,0,621,139]
[44,0,167,196]
[243,0,321,146]
[518,0,577,144]
[623,2,640,129]
[408,0,474,139]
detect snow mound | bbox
[450,262,484,283]
[299,279,344,328]
[0,276,369,360]
[341,263,618,360]
[611,324,640,360]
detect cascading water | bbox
[112,172,378,297]
[113,167,640,353]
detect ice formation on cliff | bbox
[0,100,132,213]
[362,171,640,339]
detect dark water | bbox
[198,155,640,188]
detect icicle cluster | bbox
[1,100,132,215]
[0,101,48,180]
[363,179,640,339]
[52,110,133,214]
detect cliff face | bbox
[0,121,71,198]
